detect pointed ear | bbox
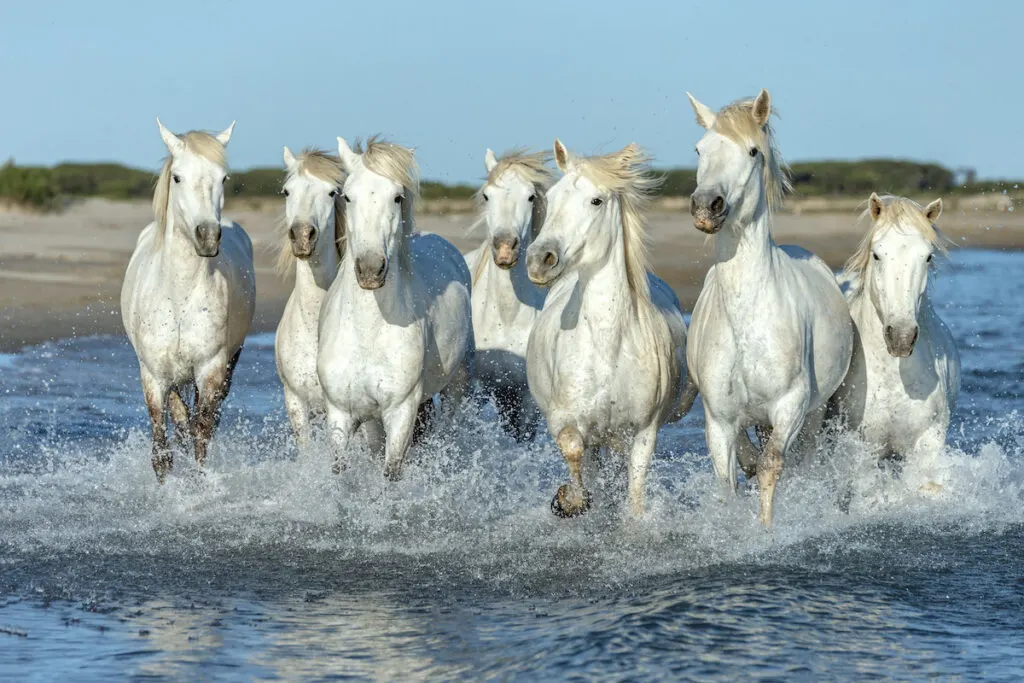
[752,89,771,128]
[283,146,297,170]
[337,137,359,173]
[553,139,571,172]
[216,120,236,145]
[686,92,716,129]
[484,148,498,173]
[156,117,184,155]
[924,198,943,223]
[868,192,884,222]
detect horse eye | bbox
[926,254,933,263]
[282,189,290,197]
[695,147,700,157]
[591,198,603,207]
[482,193,489,202]
[222,176,228,185]
[172,174,181,184]
[394,195,403,204]
[872,252,880,261]
[328,190,336,198]
[528,194,535,203]
[749,147,758,157]
[343,194,351,203]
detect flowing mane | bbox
[356,136,419,237]
[153,131,227,244]
[843,195,952,298]
[472,148,554,284]
[276,149,346,276]
[574,144,662,301]
[713,99,792,215]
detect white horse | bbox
[831,194,960,474]
[463,148,551,441]
[685,90,853,526]
[274,147,345,446]
[318,137,474,479]
[121,119,255,481]
[526,140,689,518]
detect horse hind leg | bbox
[168,386,192,447]
[141,368,171,483]
[551,425,592,518]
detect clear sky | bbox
[1,0,1020,183]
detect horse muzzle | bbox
[690,192,727,234]
[883,324,919,358]
[526,244,563,286]
[194,222,221,257]
[289,223,318,259]
[492,235,520,269]
[355,253,388,290]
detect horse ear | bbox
[553,139,571,172]
[686,92,716,129]
[156,117,184,155]
[484,148,498,173]
[216,121,236,146]
[337,137,359,173]
[282,146,297,169]
[924,198,943,223]
[753,89,771,128]
[868,192,884,222]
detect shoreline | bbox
[2,198,1023,352]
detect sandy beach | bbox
[1,198,1021,352]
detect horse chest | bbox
[856,345,946,450]
[134,282,228,380]
[276,300,322,403]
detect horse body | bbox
[274,148,344,444]
[465,148,550,440]
[526,140,688,518]
[318,137,473,479]
[832,194,960,465]
[121,119,255,480]
[685,90,853,526]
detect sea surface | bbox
[1,249,1022,680]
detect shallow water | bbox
[1,249,1022,680]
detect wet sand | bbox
[1,198,1021,351]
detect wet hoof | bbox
[383,464,403,482]
[151,452,173,484]
[550,485,592,518]
[331,459,345,475]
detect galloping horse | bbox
[122,119,255,481]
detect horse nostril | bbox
[884,325,894,339]
[909,327,919,346]
[543,251,557,268]
[288,226,297,241]
[510,237,519,251]
[308,227,317,241]
[710,196,725,214]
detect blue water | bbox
[1,249,1022,680]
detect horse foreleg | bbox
[551,425,591,517]
[759,392,810,528]
[283,387,312,449]
[141,368,171,482]
[326,403,357,474]
[705,415,739,494]
[192,349,240,469]
[626,424,659,518]
[168,386,192,449]
[673,375,699,422]
[382,398,419,481]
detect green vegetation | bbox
[0,158,1019,211]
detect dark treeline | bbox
[0,158,1016,210]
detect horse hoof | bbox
[550,485,591,518]
[741,464,757,480]
[383,466,403,482]
[331,461,344,475]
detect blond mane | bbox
[275,148,347,276]
[713,99,792,215]
[574,144,662,301]
[153,131,228,243]
[844,195,952,297]
[472,149,554,285]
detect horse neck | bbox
[294,239,338,297]
[712,199,776,294]
[576,228,636,321]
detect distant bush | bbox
[0,159,1019,211]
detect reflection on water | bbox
[0,249,1023,679]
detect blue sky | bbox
[1,0,1020,183]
